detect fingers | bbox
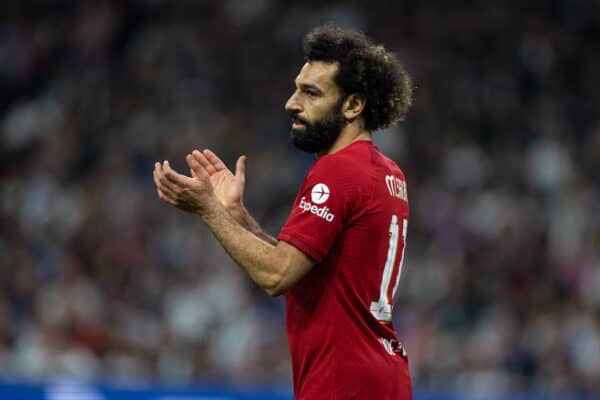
[186,154,210,181]
[154,162,180,193]
[162,160,196,187]
[203,149,227,172]
[154,160,195,195]
[191,149,217,175]
[153,158,214,213]
[153,162,177,204]
[235,155,246,184]
[156,184,177,205]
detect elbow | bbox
[262,274,288,297]
[258,246,306,297]
[264,288,281,297]
[265,285,287,297]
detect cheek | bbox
[305,103,328,121]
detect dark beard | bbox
[290,105,345,154]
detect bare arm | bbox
[227,205,278,246]
[198,195,312,296]
[153,157,314,296]
[191,150,277,246]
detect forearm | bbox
[200,199,287,295]
[154,156,308,295]
[227,205,278,246]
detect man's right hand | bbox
[189,148,278,246]
[188,149,246,214]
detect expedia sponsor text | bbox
[299,197,335,222]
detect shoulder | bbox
[305,159,367,199]
[307,142,375,186]
[378,152,406,181]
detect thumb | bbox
[235,155,246,184]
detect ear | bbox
[342,93,366,121]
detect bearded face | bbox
[289,98,345,154]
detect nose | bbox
[285,91,302,113]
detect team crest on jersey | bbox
[311,183,330,204]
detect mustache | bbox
[290,113,309,125]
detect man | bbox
[153,25,413,399]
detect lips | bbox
[291,115,308,128]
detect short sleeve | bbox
[278,157,358,262]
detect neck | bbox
[317,122,372,157]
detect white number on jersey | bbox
[369,215,408,323]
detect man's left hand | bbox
[153,155,216,214]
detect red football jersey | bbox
[278,140,411,400]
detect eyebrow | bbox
[296,82,324,95]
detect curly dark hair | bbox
[303,25,413,131]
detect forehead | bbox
[295,61,339,91]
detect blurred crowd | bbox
[1,0,600,396]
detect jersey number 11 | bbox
[369,215,408,323]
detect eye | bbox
[305,90,318,98]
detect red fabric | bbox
[278,141,412,400]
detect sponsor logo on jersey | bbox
[385,175,408,201]
[311,183,330,204]
[299,196,335,222]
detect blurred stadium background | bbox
[1,0,600,399]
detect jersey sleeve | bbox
[278,157,362,262]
